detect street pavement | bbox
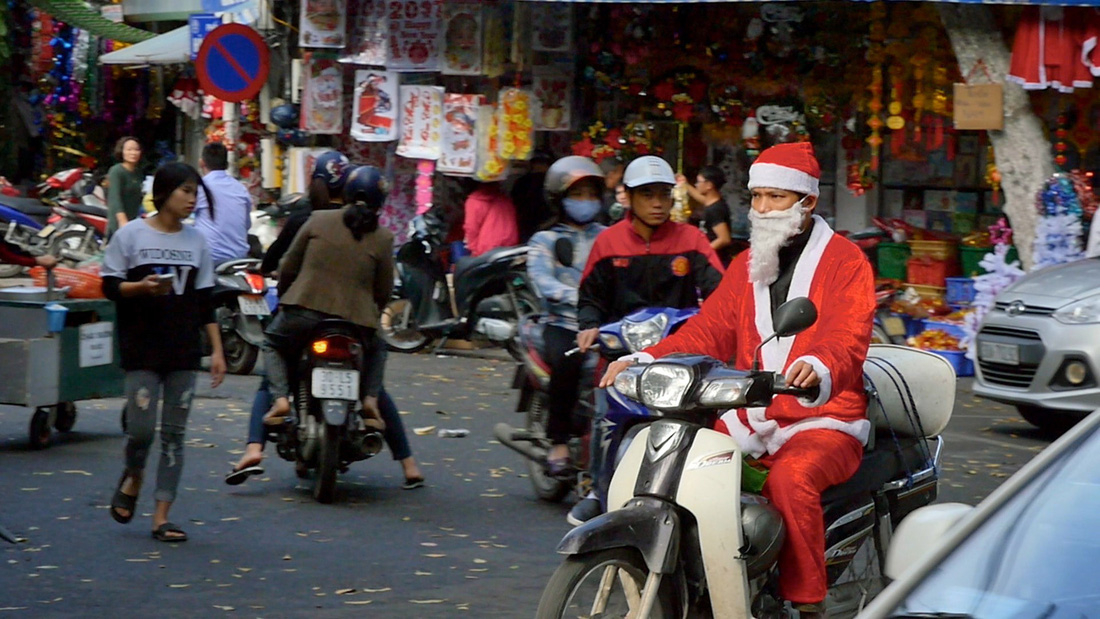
[0,349,1056,617]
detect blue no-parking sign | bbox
[189,14,221,61]
[195,23,270,103]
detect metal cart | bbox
[0,294,124,449]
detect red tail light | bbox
[311,335,359,361]
[244,272,266,294]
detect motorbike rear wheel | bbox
[526,396,570,503]
[380,297,431,353]
[536,548,675,619]
[0,263,24,278]
[221,327,259,375]
[313,422,340,503]
[47,228,97,265]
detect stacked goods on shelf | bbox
[876,242,911,281]
[906,240,960,288]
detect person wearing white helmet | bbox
[566,154,724,526]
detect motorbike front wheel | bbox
[313,422,340,503]
[47,228,98,265]
[536,548,676,619]
[221,326,259,375]
[380,297,431,353]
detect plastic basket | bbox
[927,349,974,377]
[908,240,957,261]
[922,321,967,340]
[876,242,911,280]
[945,277,976,305]
[30,266,105,299]
[907,256,959,287]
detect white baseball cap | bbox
[623,156,676,188]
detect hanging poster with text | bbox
[530,4,571,53]
[533,67,573,132]
[301,54,344,134]
[351,70,399,142]
[439,94,483,175]
[476,103,508,182]
[481,1,507,78]
[388,0,443,72]
[342,0,388,65]
[396,85,443,160]
[299,0,346,48]
[78,322,114,368]
[442,2,482,76]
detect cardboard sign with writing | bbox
[953,83,1004,131]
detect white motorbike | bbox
[535,298,955,619]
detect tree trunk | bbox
[938,4,1050,270]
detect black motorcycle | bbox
[381,213,538,357]
[267,320,385,504]
[205,258,270,375]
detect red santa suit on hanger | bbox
[629,142,876,609]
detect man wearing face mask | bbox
[600,142,876,618]
[567,155,724,526]
[526,156,608,475]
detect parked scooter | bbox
[266,320,386,503]
[495,306,698,504]
[383,213,538,356]
[0,196,57,277]
[536,297,951,619]
[47,196,108,265]
[205,258,270,375]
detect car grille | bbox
[993,302,1055,316]
[977,326,1042,389]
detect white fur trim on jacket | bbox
[747,162,820,197]
[788,354,831,408]
[722,407,870,458]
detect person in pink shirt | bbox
[463,182,519,257]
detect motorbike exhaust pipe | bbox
[493,422,547,463]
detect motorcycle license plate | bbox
[237,294,270,316]
[36,224,56,238]
[979,341,1020,366]
[311,368,360,401]
[882,316,906,337]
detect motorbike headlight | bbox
[639,364,693,410]
[698,378,753,408]
[621,313,670,353]
[599,333,624,351]
[1053,294,1100,325]
[612,365,644,400]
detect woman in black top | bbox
[679,165,734,265]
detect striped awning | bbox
[27,0,156,43]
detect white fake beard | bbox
[748,206,807,285]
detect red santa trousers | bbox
[759,428,863,605]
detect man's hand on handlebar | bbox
[599,359,635,389]
[785,360,821,389]
[576,328,600,353]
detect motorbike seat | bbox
[453,245,527,279]
[66,201,108,218]
[820,434,930,513]
[1,196,53,217]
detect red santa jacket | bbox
[640,216,875,457]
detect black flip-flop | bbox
[151,522,187,543]
[224,464,265,486]
[403,476,425,490]
[109,471,138,524]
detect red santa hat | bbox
[747,142,821,197]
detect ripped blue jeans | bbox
[123,370,196,503]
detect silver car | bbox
[973,257,1100,432]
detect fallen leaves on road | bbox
[413,426,437,436]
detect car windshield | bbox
[889,427,1100,618]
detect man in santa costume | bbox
[601,142,875,617]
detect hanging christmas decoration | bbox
[1031,173,1086,270]
[962,218,1024,360]
[498,87,534,161]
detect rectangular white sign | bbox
[79,322,114,368]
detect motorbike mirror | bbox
[553,238,574,268]
[772,297,817,338]
[752,297,818,371]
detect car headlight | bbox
[613,365,643,400]
[698,377,753,408]
[621,313,670,352]
[1053,295,1100,324]
[600,333,625,351]
[639,364,693,410]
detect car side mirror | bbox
[884,503,973,580]
[772,297,817,338]
[554,238,574,268]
